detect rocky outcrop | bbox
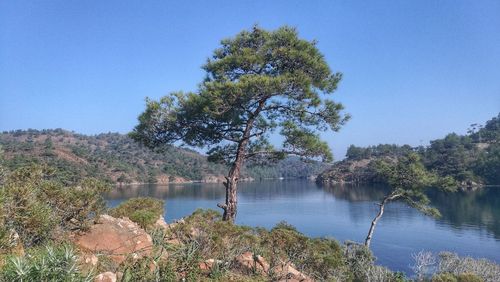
[234,251,270,275]
[154,215,169,229]
[274,263,313,282]
[80,253,98,267]
[201,175,255,183]
[233,251,312,281]
[156,174,192,184]
[74,215,153,264]
[459,180,483,191]
[94,272,117,282]
[201,175,226,183]
[1,229,25,256]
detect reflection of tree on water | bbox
[106,180,323,201]
[106,183,225,200]
[106,182,500,239]
[428,187,500,239]
[322,183,500,239]
[320,183,391,202]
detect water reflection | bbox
[429,187,500,239]
[321,183,500,239]
[107,182,500,239]
[105,181,500,273]
[321,183,390,201]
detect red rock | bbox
[233,252,312,281]
[94,272,116,282]
[154,215,169,230]
[80,253,98,266]
[234,251,269,275]
[275,263,313,282]
[74,215,153,264]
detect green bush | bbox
[164,209,354,281]
[432,272,485,282]
[433,272,459,282]
[109,197,164,228]
[438,252,499,282]
[0,244,92,282]
[457,273,484,282]
[0,165,109,249]
[129,210,158,229]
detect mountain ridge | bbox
[0,128,328,185]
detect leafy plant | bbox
[0,165,109,249]
[0,245,93,282]
[109,197,164,229]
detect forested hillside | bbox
[0,129,327,184]
[318,113,500,188]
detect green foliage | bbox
[456,273,484,282]
[0,130,326,183]
[422,114,499,185]
[346,144,413,161]
[433,272,459,282]
[160,209,387,281]
[322,113,500,187]
[423,133,478,183]
[375,152,444,217]
[110,197,164,229]
[0,244,92,282]
[473,143,500,184]
[131,25,349,167]
[0,165,109,249]
[437,252,499,282]
[469,113,499,143]
[120,256,177,282]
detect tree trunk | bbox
[218,137,250,221]
[218,100,265,222]
[364,193,401,248]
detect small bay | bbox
[106,180,500,274]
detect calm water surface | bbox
[106,180,500,274]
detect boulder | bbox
[80,253,98,267]
[233,252,312,281]
[6,229,24,256]
[154,215,169,230]
[234,251,269,275]
[201,175,226,183]
[74,215,153,264]
[199,258,223,273]
[275,263,313,282]
[94,272,116,282]
[165,238,181,245]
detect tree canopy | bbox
[131,26,349,220]
[131,26,349,164]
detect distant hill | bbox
[317,113,500,189]
[0,129,328,184]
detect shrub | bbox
[0,244,92,281]
[457,273,484,282]
[166,210,354,281]
[0,165,109,249]
[432,272,458,282]
[129,210,158,229]
[431,272,485,282]
[438,252,499,282]
[109,197,164,228]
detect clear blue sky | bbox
[1,1,499,159]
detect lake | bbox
[106,180,500,274]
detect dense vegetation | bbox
[0,165,109,249]
[1,165,498,281]
[0,129,327,185]
[319,113,500,188]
